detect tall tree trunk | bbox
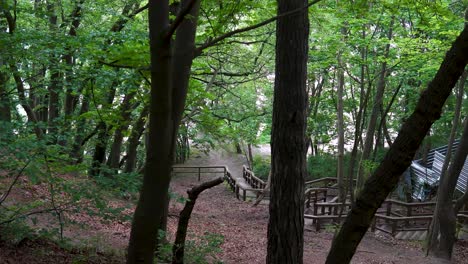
[346,26,370,204]
[64,0,85,118]
[427,70,467,258]
[432,118,468,260]
[47,1,60,140]
[107,91,138,170]
[4,9,43,139]
[124,105,149,173]
[337,60,345,202]
[0,56,11,131]
[70,88,90,163]
[127,0,201,262]
[89,81,117,177]
[356,17,394,190]
[325,15,468,264]
[267,0,308,263]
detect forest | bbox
[1,0,468,263]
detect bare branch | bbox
[194,0,324,56]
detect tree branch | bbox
[172,177,224,264]
[165,0,198,40]
[194,0,323,56]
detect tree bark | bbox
[434,118,468,260]
[107,91,138,169]
[47,1,61,140]
[0,56,11,129]
[70,88,90,163]
[356,17,394,190]
[267,0,308,263]
[127,0,201,263]
[325,16,468,264]
[337,61,345,202]
[125,105,149,173]
[427,70,467,257]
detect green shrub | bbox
[307,154,338,180]
[252,155,270,181]
[156,231,224,264]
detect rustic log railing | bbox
[171,165,265,201]
[242,166,266,189]
[305,177,337,188]
[171,165,236,191]
[304,188,328,208]
[304,196,468,235]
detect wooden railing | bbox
[305,177,337,189]
[371,214,433,236]
[171,165,236,191]
[304,188,328,208]
[242,166,266,189]
[372,200,468,236]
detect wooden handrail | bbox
[242,166,266,189]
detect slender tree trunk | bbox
[47,2,60,140]
[127,0,201,262]
[0,56,11,130]
[427,70,467,258]
[89,82,117,177]
[347,41,370,204]
[267,0,308,263]
[337,60,345,202]
[64,0,85,117]
[432,118,468,260]
[125,105,149,173]
[356,17,394,190]
[107,91,138,169]
[70,88,90,163]
[325,16,468,264]
[172,177,224,264]
[127,2,173,261]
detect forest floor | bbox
[1,148,468,263]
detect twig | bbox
[0,157,34,205]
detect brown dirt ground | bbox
[1,149,468,263]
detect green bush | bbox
[252,155,270,181]
[307,154,338,180]
[156,231,224,264]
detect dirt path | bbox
[169,149,467,264]
[2,149,467,263]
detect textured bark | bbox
[325,17,468,264]
[11,66,43,139]
[70,89,90,163]
[64,0,85,117]
[346,29,370,204]
[337,62,345,202]
[127,1,201,263]
[0,56,11,127]
[89,82,117,177]
[127,2,172,261]
[124,105,148,173]
[4,9,43,139]
[172,177,224,264]
[267,0,308,263]
[427,70,467,257]
[107,91,138,169]
[433,119,468,259]
[47,2,60,139]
